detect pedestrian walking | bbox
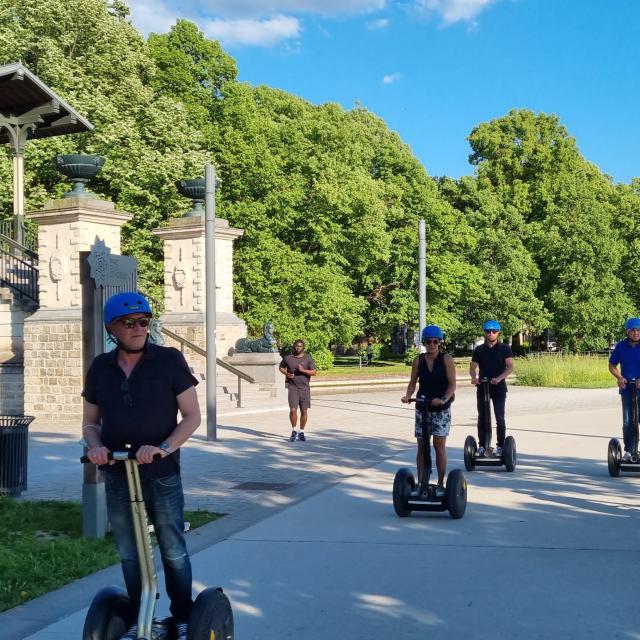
[279,339,317,441]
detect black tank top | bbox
[417,352,452,412]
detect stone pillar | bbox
[152,217,247,363]
[23,197,132,425]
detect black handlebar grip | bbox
[80,451,163,463]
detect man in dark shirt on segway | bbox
[470,320,514,457]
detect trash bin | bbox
[0,415,35,497]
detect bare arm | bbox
[82,400,112,465]
[609,362,628,389]
[469,360,479,385]
[492,356,514,385]
[136,386,201,464]
[401,357,420,402]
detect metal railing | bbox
[0,219,38,253]
[160,326,255,408]
[0,232,39,303]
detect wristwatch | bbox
[441,396,449,404]
[159,442,173,456]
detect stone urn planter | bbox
[54,154,106,199]
[176,178,205,217]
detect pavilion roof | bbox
[0,62,93,144]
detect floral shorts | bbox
[415,405,451,439]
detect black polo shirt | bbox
[82,343,198,478]
[471,342,513,393]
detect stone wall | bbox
[0,363,24,414]
[23,313,82,425]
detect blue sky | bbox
[130,0,639,184]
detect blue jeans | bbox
[620,393,640,453]
[105,472,193,622]
[477,388,507,448]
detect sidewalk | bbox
[5,385,640,639]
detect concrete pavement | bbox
[4,384,640,639]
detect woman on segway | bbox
[401,325,456,497]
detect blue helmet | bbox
[483,319,501,332]
[625,317,640,331]
[421,324,444,341]
[104,292,152,326]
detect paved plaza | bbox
[3,384,640,639]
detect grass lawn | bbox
[0,498,221,612]
[323,355,472,378]
[514,353,616,388]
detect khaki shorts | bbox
[288,385,311,410]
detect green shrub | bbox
[404,347,421,366]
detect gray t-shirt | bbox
[280,354,317,389]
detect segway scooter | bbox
[393,397,467,519]
[464,378,516,472]
[81,450,234,640]
[608,379,640,477]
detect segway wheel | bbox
[445,469,467,519]
[82,585,132,640]
[503,436,517,472]
[188,587,234,640]
[463,436,477,472]
[392,468,415,517]
[608,438,622,477]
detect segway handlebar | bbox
[80,451,162,463]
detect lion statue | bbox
[234,321,278,353]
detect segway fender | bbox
[392,468,415,517]
[82,585,132,640]
[188,587,234,640]
[445,469,467,519]
[463,436,477,472]
[504,436,517,472]
[608,438,622,477]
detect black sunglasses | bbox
[424,339,440,345]
[119,317,150,329]
[484,329,499,334]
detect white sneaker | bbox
[477,446,486,457]
[495,446,503,456]
[623,451,632,462]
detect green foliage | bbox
[514,354,616,388]
[404,347,421,366]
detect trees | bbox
[467,109,635,350]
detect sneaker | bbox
[477,446,486,457]
[121,625,137,640]
[297,431,306,442]
[289,430,297,442]
[623,451,632,462]
[175,621,188,640]
[435,484,446,498]
[494,446,503,456]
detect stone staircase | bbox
[192,365,287,415]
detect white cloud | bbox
[366,18,390,29]
[203,15,301,47]
[382,72,402,84]
[412,0,496,25]
[128,0,179,35]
